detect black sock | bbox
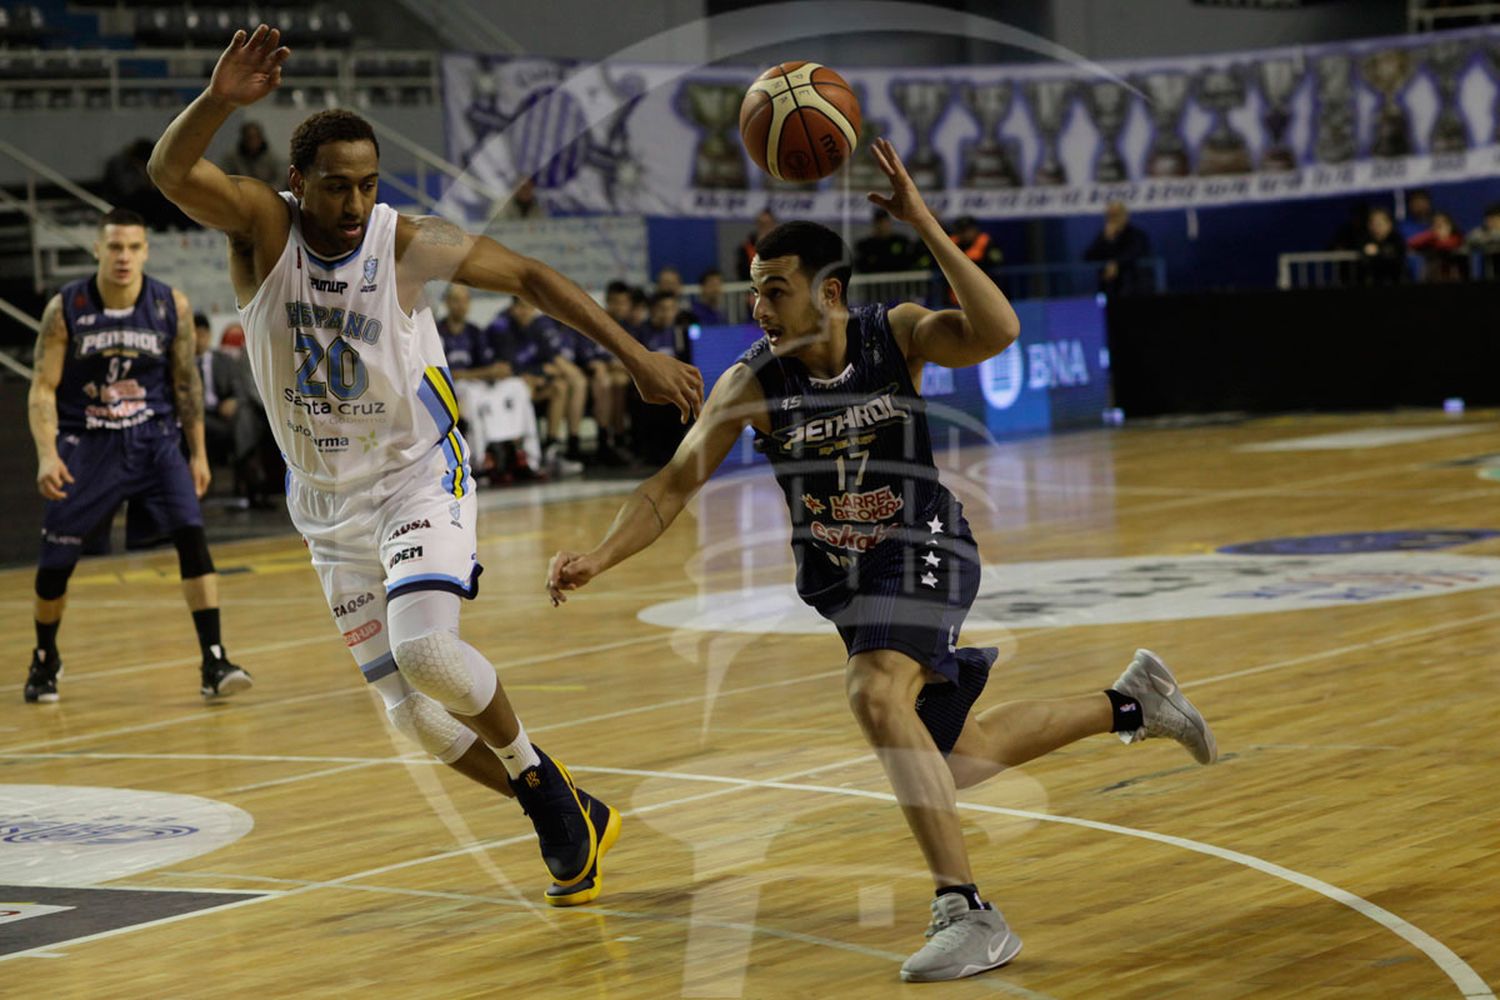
[192,609,222,659]
[936,883,990,911]
[567,433,581,453]
[35,620,59,654]
[1104,688,1143,733]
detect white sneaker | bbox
[1111,649,1218,764]
[899,894,1022,983]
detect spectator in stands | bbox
[950,216,1002,270]
[221,122,285,188]
[592,281,640,463]
[1084,201,1152,297]
[654,266,683,296]
[197,319,278,507]
[1408,211,1466,283]
[637,291,683,357]
[629,291,691,465]
[103,138,186,230]
[490,298,584,476]
[1359,208,1407,285]
[196,313,236,472]
[495,176,548,221]
[738,208,778,279]
[856,209,923,274]
[1398,189,1435,243]
[628,286,650,329]
[604,281,638,335]
[1466,203,1500,280]
[690,268,725,325]
[440,285,543,483]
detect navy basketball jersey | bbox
[740,303,957,601]
[56,275,179,432]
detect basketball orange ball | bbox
[740,62,862,183]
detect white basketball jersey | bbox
[239,195,469,494]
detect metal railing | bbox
[1277,251,1362,290]
[0,48,440,112]
[1278,248,1500,288]
[1409,0,1500,30]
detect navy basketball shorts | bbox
[812,513,983,685]
[39,420,203,570]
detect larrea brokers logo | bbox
[333,592,376,618]
[386,519,431,542]
[343,620,382,647]
[389,545,423,567]
[830,485,904,523]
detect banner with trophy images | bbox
[439,26,1500,221]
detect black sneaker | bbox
[512,747,598,888]
[24,648,61,704]
[201,646,253,699]
[545,787,622,907]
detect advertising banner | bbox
[440,27,1500,221]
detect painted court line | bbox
[569,765,1494,1000]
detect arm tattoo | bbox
[643,493,667,533]
[172,297,205,432]
[28,297,65,455]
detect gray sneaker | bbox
[899,893,1022,983]
[1112,649,1218,764]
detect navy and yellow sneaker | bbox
[915,647,997,756]
[513,747,598,888]
[545,788,621,907]
[24,648,61,704]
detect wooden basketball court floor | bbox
[1,410,1497,999]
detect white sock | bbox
[494,721,541,779]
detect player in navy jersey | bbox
[548,140,1218,982]
[24,208,251,704]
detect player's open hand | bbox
[37,455,73,501]
[867,138,934,228]
[547,550,602,606]
[210,25,291,109]
[190,454,212,499]
[629,352,704,425]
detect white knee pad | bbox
[392,629,498,716]
[387,692,477,765]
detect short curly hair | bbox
[289,109,380,173]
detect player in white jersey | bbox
[149,25,705,905]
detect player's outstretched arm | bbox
[867,138,1020,369]
[147,26,290,237]
[28,296,73,500]
[170,290,212,498]
[546,365,762,605]
[396,214,704,423]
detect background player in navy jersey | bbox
[25,208,251,704]
[548,139,1218,982]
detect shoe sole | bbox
[1136,649,1218,765]
[545,800,621,907]
[202,670,254,700]
[547,758,601,889]
[900,930,1023,982]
